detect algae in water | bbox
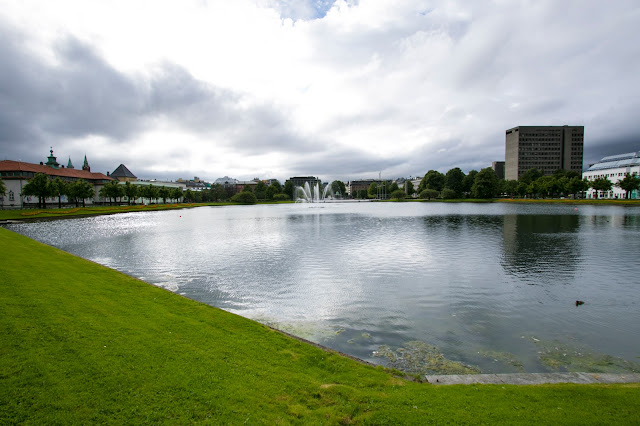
[374,341,480,375]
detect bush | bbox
[440,188,457,199]
[272,193,290,201]
[230,192,258,204]
[391,189,407,200]
[419,189,439,200]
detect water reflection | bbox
[501,214,581,283]
[4,203,640,374]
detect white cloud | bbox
[1,0,639,182]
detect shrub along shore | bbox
[1,227,639,423]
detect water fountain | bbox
[295,181,335,203]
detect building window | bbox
[9,191,14,201]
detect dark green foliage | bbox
[472,168,499,198]
[123,181,138,204]
[462,170,478,195]
[99,181,124,205]
[444,167,465,197]
[419,170,445,192]
[158,186,171,203]
[406,180,415,196]
[519,168,543,185]
[283,180,295,200]
[50,177,68,208]
[390,189,406,200]
[368,182,378,197]
[419,189,439,200]
[589,177,613,199]
[440,188,457,199]
[0,177,6,196]
[272,193,290,201]
[21,172,52,208]
[615,173,640,199]
[231,191,257,204]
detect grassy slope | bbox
[1,227,639,424]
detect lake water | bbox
[6,202,640,375]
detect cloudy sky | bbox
[1,0,639,182]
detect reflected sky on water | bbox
[6,202,640,373]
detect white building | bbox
[582,151,640,199]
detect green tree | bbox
[440,188,457,199]
[242,184,253,193]
[356,189,368,199]
[500,180,519,197]
[444,168,466,198]
[69,179,95,207]
[419,170,445,192]
[171,187,183,202]
[519,168,543,185]
[565,177,587,198]
[158,186,170,204]
[273,193,290,201]
[589,177,613,199]
[140,184,158,204]
[21,173,52,208]
[406,180,415,196]
[230,191,257,204]
[462,170,478,196]
[283,180,295,200]
[390,189,406,200]
[265,184,279,200]
[124,181,139,205]
[419,189,439,200]
[516,181,528,197]
[50,177,68,208]
[471,167,499,199]
[331,180,346,198]
[254,181,266,200]
[615,173,640,199]
[99,181,124,205]
[368,182,378,198]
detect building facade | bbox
[582,151,640,199]
[505,125,584,180]
[0,149,113,209]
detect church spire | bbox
[67,156,75,169]
[82,154,90,172]
[45,147,60,169]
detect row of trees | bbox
[99,181,183,205]
[412,167,640,200]
[20,173,96,208]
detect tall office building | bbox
[505,125,584,180]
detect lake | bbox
[6,202,640,375]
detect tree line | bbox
[409,167,639,200]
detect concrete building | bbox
[505,125,584,180]
[583,151,640,199]
[0,149,113,209]
[492,161,505,180]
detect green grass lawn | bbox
[1,227,639,424]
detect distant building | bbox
[177,176,209,191]
[346,179,384,197]
[111,164,137,182]
[505,125,584,180]
[492,161,505,180]
[0,149,113,209]
[286,176,322,189]
[583,151,640,199]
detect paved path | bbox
[424,372,640,385]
